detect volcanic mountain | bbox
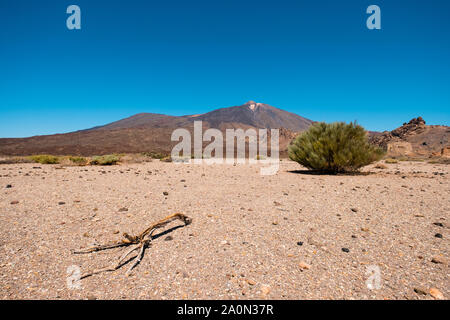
[0,101,313,156]
[92,101,312,132]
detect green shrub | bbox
[142,152,167,160]
[29,155,60,164]
[0,157,34,164]
[160,156,173,163]
[288,122,384,173]
[69,156,88,166]
[89,154,120,166]
[385,158,398,164]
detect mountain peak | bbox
[244,100,262,111]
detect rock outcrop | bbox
[370,117,449,158]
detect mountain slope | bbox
[93,101,313,132]
[0,101,313,156]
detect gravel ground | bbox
[0,160,448,300]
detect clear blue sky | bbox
[0,0,449,137]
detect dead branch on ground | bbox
[72,213,192,278]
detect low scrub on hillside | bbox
[89,154,120,166]
[288,122,384,174]
[142,152,167,160]
[68,156,88,166]
[29,155,60,164]
[385,158,398,164]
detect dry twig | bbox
[72,213,192,278]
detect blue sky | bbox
[0,0,449,137]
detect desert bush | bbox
[29,155,60,164]
[89,154,120,166]
[0,157,34,164]
[69,156,88,166]
[385,158,398,164]
[428,158,450,165]
[288,122,384,173]
[160,156,173,163]
[142,152,167,160]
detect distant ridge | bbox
[0,101,313,156]
[92,101,313,132]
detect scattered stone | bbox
[58,202,66,205]
[296,241,303,246]
[6,184,12,188]
[260,285,270,295]
[298,262,311,270]
[414,287,428,295]
[433,222,444,227]
[350,208,358,213]
[118,207,128,212]
[163,191,169,196]
[247,279,256,285]
[431,256,446,265]
[434,233,443,239]
[113,230,120,234]
[272,221,279,225]
[164,236,173,241]
[10,201,19,205]
[429,288,444,300]
[273,201,282,206]
[341,248,350,253]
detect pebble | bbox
[247,279,256,285]
[164,236,173,241]
[6,184,12,188]
[298,262,311,270]
[119,207,128,212]
[434,233,443,239]
[414,287,427,295]
[163,191,169,196]
[296,241,303,246]
[429,288,444,300]
[341,248,350,253]
[261,285,270,295]
[350,208,358,212]
[10,201,19,205]
[58,202,66,205]
[431,256,446,265]
[433,222,444,227]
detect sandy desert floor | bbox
[0,160,448,300]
